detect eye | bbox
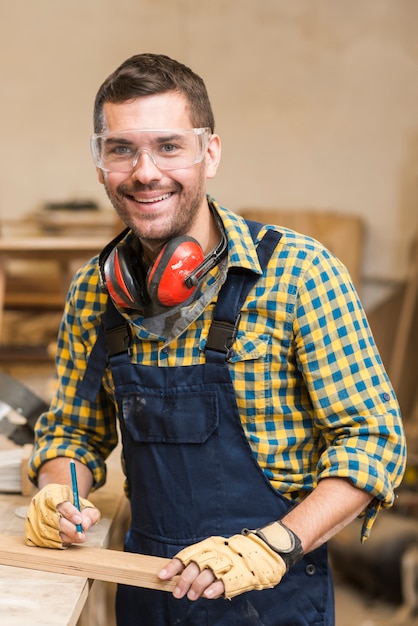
[104,141,136,159]
[114,145,133,155]
[160,142,180,155]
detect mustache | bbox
[117,181,181,195]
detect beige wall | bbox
[1,0,418,306]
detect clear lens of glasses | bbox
[90,127,212,173]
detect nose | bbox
[131,149,163,183]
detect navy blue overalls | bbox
[80,222,334,625]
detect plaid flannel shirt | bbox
[30,198,406,540]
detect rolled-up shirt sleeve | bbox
[294,249,406,539]
[28,262,118,490]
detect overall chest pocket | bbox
[121,389,219,444]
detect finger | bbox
[57,501,79,520]
[58,516,86,544]
[159,558,224,600]
[186,568,221,601]
[57,502,83,530]
[203,579,225,600]
[59,529,86,545]
[172,562,202,599]
[158,557,185,580]
[81,507,101,528]
[57,501,97,531]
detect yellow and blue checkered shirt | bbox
[30,199,406,539]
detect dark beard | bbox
[103,167,207,245]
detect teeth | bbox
[133,193,171,203]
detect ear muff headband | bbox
[147,237,205,307]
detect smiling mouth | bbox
[130,192,172,204]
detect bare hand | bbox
[57,500,100,545]
[158,558,225,601]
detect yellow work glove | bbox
[24,484,98,549]
[175,521,303,600]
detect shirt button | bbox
[162,347,170,354]
[383,392,391,402]
[305,564,316,576]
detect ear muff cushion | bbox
[104,241,150,310]
[147,236,205,307]
[104,246,136,308]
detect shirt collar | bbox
[208,196,264,276]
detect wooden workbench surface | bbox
[0,565,88,626]
[0,453,129,626]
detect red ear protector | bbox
[146,236,205,306]
[99,217,227,310]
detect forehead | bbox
[101,92,194,133]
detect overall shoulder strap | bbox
[76,298,129,402]
[205,221,282,357]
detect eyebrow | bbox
[105,131,186,143]
[104,136,135,145]
[156,132,184,141]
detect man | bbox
[26,53,406,625]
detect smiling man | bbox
[95,93,221,259]
[26,54,406,626]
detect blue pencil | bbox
[70,460,83,534]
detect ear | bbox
[97,167,105,184]
[205,134,221,180]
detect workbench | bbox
[0,453,130,626]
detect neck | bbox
[140,200,221,266]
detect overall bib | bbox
[85,224,335,625]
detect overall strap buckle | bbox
[105,324,131,357]
[205,315,241,354]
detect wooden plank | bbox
[0,534,177,592]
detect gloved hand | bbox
[174,521,303,599]
[24,484,98,549]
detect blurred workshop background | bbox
[0,2,417,625]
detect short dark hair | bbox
[93,53,215,133]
